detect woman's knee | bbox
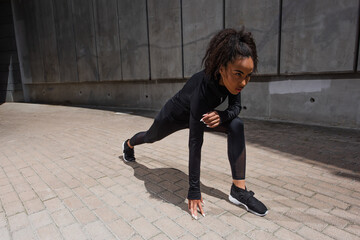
[228,118,244,133]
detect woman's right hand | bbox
[188,197,205,220]
[201,111,220,128]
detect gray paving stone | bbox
[0,103,359,239]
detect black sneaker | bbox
[229,184,268,217]
[122,139,135,162]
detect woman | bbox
[122,28,268,219]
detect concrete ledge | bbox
[26,81,185,111]
[26,77,360,129]
[241,78,360,129]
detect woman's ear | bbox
[219,65,225,75]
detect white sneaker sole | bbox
[122,141,134,162]
[229,194,268,217]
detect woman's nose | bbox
[240,78,248,87]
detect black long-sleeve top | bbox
[170,70,242,199]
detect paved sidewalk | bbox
[0,102,359,240]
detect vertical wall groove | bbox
[277,0,283,75]
[354,0,360,72]
[223,0,225,29]
[70,0,80,82]
[51,0,61,82]
[91,0,100,81]
[145,0,151,80]
[180,0,184,79]
[116,0,124,80]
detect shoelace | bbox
[243,190,255,202]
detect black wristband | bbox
[187,188,201,200]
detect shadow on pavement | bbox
[121,158,237,215]
[243,119,360,175]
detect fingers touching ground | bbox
[188,199,205,220]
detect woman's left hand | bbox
[201,111,220,128]
[188,197,205,219]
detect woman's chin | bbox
[231,89,242,95]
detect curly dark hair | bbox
[202,28,258,81]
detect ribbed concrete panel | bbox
[53,0,78,83]
[94,0,122,81]
[358,39,360,71]
[72,0,98,82]
[182,0,223,78]
[148,0,182,79]
[281,0,358,74]
[12,0,30,91]
[23,0,44,83]
[226,0,279,75]
[35,0,60,83]
[118,0,149,80]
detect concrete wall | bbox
[226,0,280,74]
[281,0,358,73]
[118,0,149,80]
[241,79,360,128]
[0,0,23,103]
[183,0,223,77]
[26,81,185,111]
[11,0,360,128]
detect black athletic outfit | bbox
[129,70,246,200]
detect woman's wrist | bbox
[187,188,201,200]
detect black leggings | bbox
[129,111,246,180]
